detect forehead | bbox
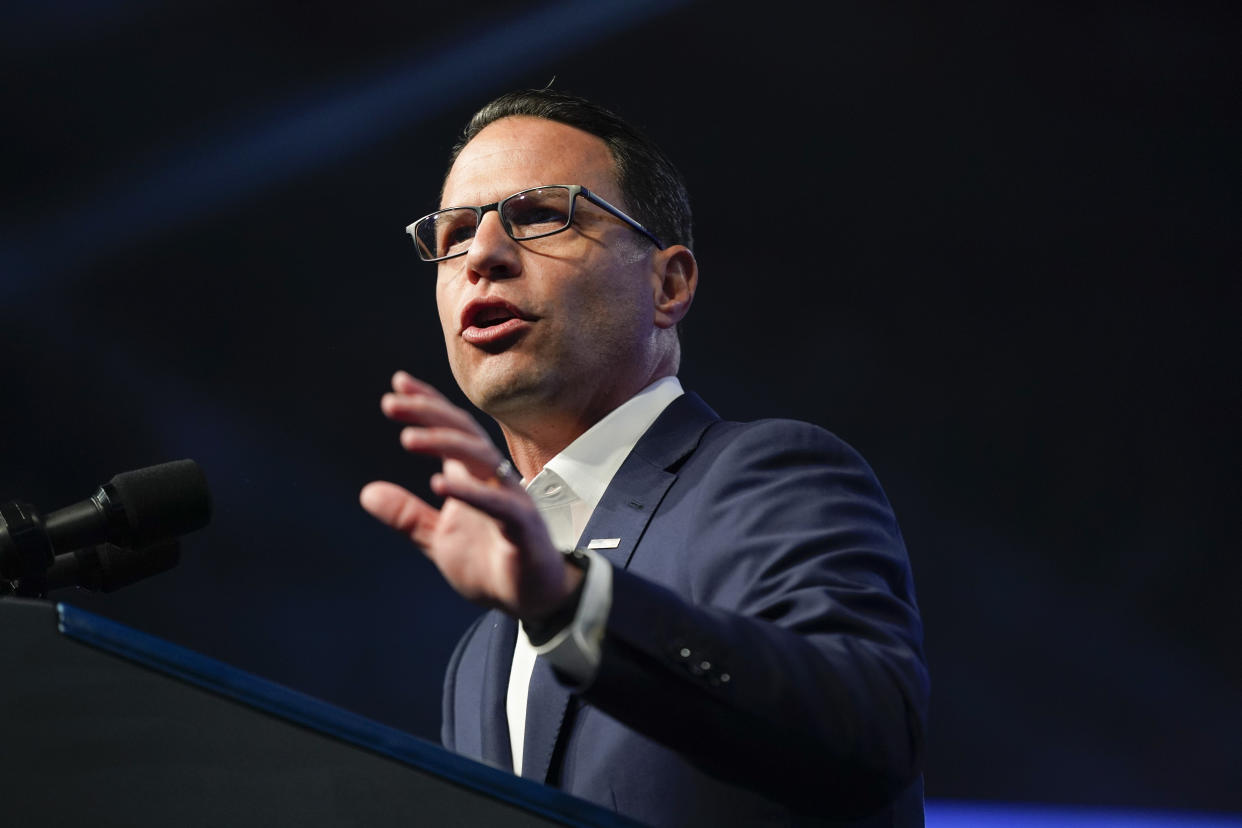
[441,116,620,208]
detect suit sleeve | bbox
[574,420,929,817]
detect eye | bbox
[435,210,478,255]
[511,204,566,225]
[503,188,571,236]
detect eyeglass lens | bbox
[418,186,574,260]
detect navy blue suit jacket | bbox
[442,393,928,826]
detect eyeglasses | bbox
[406,184,665,262]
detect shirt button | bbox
[543,483,563,496]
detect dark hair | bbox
[446,88,693,251]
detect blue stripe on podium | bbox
[57,602,641,828]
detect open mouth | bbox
[460,299,532,348]
[470,304,518,328]
[461,299,528,331]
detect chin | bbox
[463,365,560,419]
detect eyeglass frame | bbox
[406,184,666,263]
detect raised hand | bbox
[359,371,580,620]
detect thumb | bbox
[360,480,439,547]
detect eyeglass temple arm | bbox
[580,188,665,249]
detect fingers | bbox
[385,396,487,440]
[401,427,509,481]
[366,376,567,619]
[391,370,439,396]
[431,461,542,547]
[359,481,439,548]
[383,374,487,436]
[380,370,510,481]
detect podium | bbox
[0,599,640,827]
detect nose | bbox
[464,209,521,283]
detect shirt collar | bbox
[538,376,684,512]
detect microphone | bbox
[45,459,211,554]
[0,459,211,586]
[41,540,182,594]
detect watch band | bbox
[529,546,612,686]
[523,549,590,647]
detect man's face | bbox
[434,116,664,425]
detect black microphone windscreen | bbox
[109,459,212,548]
[43,540,182,593]
[94,540,182,592]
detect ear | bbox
[651,245,698,330]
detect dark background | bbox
[3,0,1239,815]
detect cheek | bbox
[567,276,650,352]
[435,282,456,338]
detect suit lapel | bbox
[520,656,571,781]
[480,610,516,771]
[517,393,719,785]
[578,454,677,570]
[585,392,720,571]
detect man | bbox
[360,89,928,826]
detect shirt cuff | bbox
[527,548,612,687]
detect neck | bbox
[494,370,674,480]
[495,396,624,480]
[498,421,582,481]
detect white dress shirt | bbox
[505,376,684,775]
